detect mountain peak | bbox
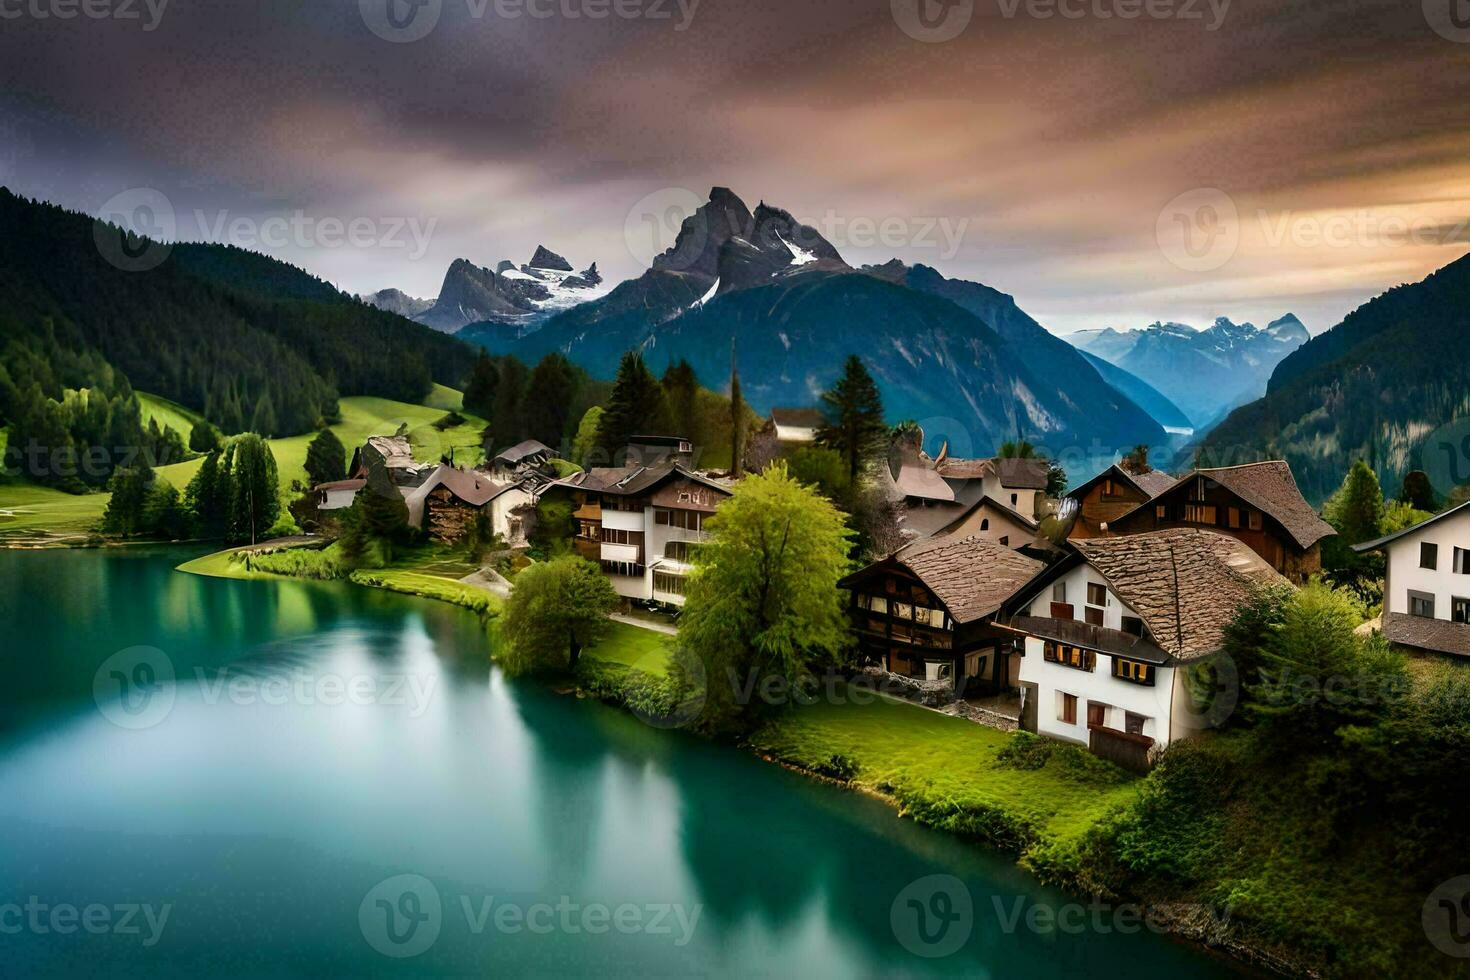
[651,187,754,279]
[528,245,572,272]
[1266,312,1309,342]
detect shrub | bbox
[997,730,1053,770]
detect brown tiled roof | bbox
[315,478,366,492]
[886,534,1044,624]
[550,463,733,499]
[1381,612,1470,658]
[1199,461,1334,549]
[1073,528,1287,661]
[405,464,519,526]
[493,439,554,465]
[934,457,991,479]
[1131,469,1178,497]
[996,457,1050,490]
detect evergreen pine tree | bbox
[227,434,280,544]
[1398,470,1438,512]
[815,355,887,483]
[1325,459,1386,544]
[304,428,348,487]
[522,353,579,449]
[463,354,499,419]
[596,351,666,462]
[661,359,699,438]
[729,343,745,476]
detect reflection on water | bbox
[0,547,1239,977]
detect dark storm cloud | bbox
[2,0,1469,333]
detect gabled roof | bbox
[1119,460,1335,550]
[364,435,416,469]
[1353,498,1470,553]
[842,534,1043,625]
[1379,611,1470,658]
[405,464,521,526]
[493,439,554,465]
[896,464,955,502]
[315,478,366,493]
[1073,528,1287,661]
[1067,463,1176,503]
[548,463,733,499]
[931,494,1040,537]
[932,455,1050,490]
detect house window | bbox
[863,595,887,615]
[1454,597,1470,625]
[1125,712,1146,736]
[1422,543,1439,570]
[1155,504,1167,520]
[1184,503,1217,525]
[980,518,990,531]
[1248,510,1262,531]
[1409,590,1436,618]
[1059,693,1078,725]
[1043,642,1096,672]
[1227,507,1241,529]
[1196,477,1207,498]
[1087,702,1107,728]
[999,535,1009,546]
[1102,478,1114,497]
[1121,616,1144,637]
[1087,583,1106,606]
[1455,548,1469,574]
[1010,493,1019,506]
[893,601,914,620]
[1112,658,1154,686]
[914,606,937,626]
[653,571,687,597]
[1085,606,1104,626]
[1052,582,1067,603]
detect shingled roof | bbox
[1380,612,1470,658]
[1073,528,1287,661]
[404,464,519,526]
[861,534,1044,625]
[1068,463,1174,502]
[935,456,1050,489]
[1122,460,1335,550]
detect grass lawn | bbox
[751,693,1140,849]
[0,481,109,542]
[583,621,674,677]
[155,395,489,500]
[423,384,465,412]
[137,391,206,440]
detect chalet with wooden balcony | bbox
[404,464,533,546]
[1105,460,1334,582]
[540,459,733,607]
[839,535,1043,696]
[1065,463,1176,540]
[1002,527,1287,769]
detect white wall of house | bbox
[488,487,534,546]
[1019,638,1176,745]
[1016,563,1178,746]
[319,488,359,511]
[1383,506,1470,623]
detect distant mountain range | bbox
[366,246,607,335]
[1067,315,1310,430]
[1199,251,1470,505]
[468,186,1167,458]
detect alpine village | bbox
[5,186,1470,978]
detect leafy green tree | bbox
[529,496,575,557]
[1397,470,1437,512]
[677,463,855,734]
[1380,500,1432,535]
[1121,444,1151,473]
[499,556,618,676]
[227,434,281,544]
[304,428,348,487]
[570,407,604,467]
[596,351,666,461]
[463,353,499,419]
[189,421,220,454]
[1324,459,1386,544]
[1247,583,1406,754]
[184,449,230,538]
[522,353,579,448]
[787,446,850,502]
[998,440,1037,459]
[140,481,186,539]
[102,463,155,536]
[815,355,886,483]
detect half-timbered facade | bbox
[1106,461,1333,582]
[839,535,1043,696]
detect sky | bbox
[2,0,1469,336]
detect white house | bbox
[1003,528,1286,763]
[1354,499,1470,657]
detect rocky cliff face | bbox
[409,246,608,335]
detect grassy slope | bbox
[583,621,673,676]
[155,394,486,499]
[752,695,1140,848]
[0,482,110,539]
[137,391,206,440]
